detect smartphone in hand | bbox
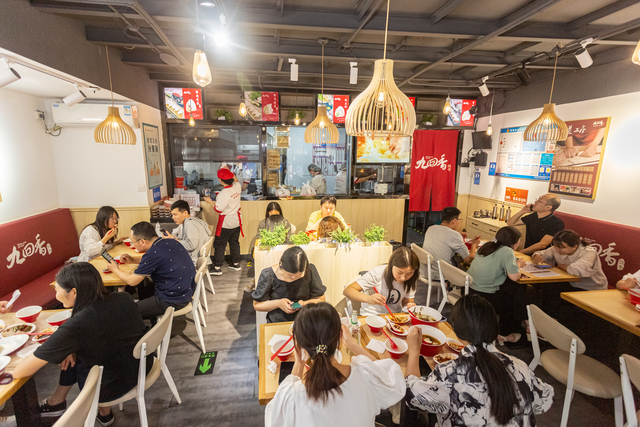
[101,251,115,264]
[291,302,302,310]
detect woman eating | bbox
[467,226,526,345]
[405,294,554,427]
[265,302,405,427]
[532,229,607,318]
[252,246,326,322]
[343,246,419,316]
[316,216,344,241]
[306,196,348,232]
[257,202,292,236]
[77,206,125,262]
[13,262,151,426]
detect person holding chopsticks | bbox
[343,246,419,316]
[77,206,125,262]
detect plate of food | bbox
[387,322,409,337]
[445,338,464,353]
[386,314,410,324]
[433,353,458,364]
[32,326,58,343]
[2,323,36,338]
[0,335,29,356]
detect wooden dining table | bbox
[258,315,460,405]
[0,309,69,426]
[89,243,141,287]
[515,253,581,284]
[561,289,640,337]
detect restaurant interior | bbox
[1,0,640,425]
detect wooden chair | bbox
[411,244,446,311]
[100,306,179,427]
[53,365,103,427]
[620,354,640,426]
[528,304,622,427]
[173,259,208,353]
[199,236,215,312]
[437,260,472,308]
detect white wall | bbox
[0,89,60,223]
[459,90,640,228]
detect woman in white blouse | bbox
[405,294,553,427]
[265,302,405,427]
[77,206,124,262]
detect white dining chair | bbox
[411,244,446,311]
[620,354,640,427]
[199,236,215,312]
[343,275,362,317]
[528,304,622,427]
[172,259,208,353]
[53,365,102,427]
[437,260,472,310]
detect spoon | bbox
[381,328,399,350]
[6,290,20,309]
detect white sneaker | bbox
[229,263,241,271]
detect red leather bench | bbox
[555,212,639,288]
[0,208,79,310]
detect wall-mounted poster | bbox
[504,187,529,204]
[164,88,203,119]
[244,91,280,121]
[356,136,411,163]
[495,126,554,181]
[142,123,163,189]
[317,94,350,124]
[548,117,611,200]
[445,99,476,126]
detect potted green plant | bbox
[215,108,232,121]
[286,109,306,122]
[290,231,311,248]
[329,228,358,249]
[258,224,289,250]
[421,113,436,126]
[364,224,387,246]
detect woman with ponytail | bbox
[405,295,553,426]
[265,302,405,427]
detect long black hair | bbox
[279,246,311,283]
[55,262,109,316]
[83,206,119,243]
[451,294,521,425]
[383,247,420,293]
[477,226,521,257]
[293,302,345,404]
[265,202,283,219]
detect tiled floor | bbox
[5,259,627,426]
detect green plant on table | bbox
[364,224,386,243]
[259,224,288,248]
[329,228,357,244]
[290,231,311,246]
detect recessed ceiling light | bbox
[200,2,215,6]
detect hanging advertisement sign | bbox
[408,97,416,108]
[445,99,476,126]
[244,92,280,121]
[142,123,163,189]
[164,88,203,119]
[318,94,350,124]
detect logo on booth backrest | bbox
[414,154,451,171]
[584,238,625,271]
[6,234,52,269]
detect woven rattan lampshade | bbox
[304,40,339,144]
[95,107,136,145]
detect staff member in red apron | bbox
[203,167,243,275]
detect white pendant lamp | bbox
[94,46,136,145]
[304,39,339,144]
[345,0,415,137]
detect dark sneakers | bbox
[228,263,242,271]
[211,266,222,276]
[97,411,115,426]
[38,399,67,417]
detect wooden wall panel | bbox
[68,207,151,239]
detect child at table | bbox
[532,229,607,318]
[343,246,419,316]
[265,302,405,427]
[404,294,554,427]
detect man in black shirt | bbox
[506,193,564,254]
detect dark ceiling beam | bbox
[430,0,469,24]
[452,65,476,76]
[392,36,409,53]
[357,0,375,20]
[339,0,386,50]
[503,41,539,57]
[567,0,640,31]
[398,0,566,86]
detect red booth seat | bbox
[0,208,79,310]
[555,212,640,288]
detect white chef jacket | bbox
[213,182,243,236]
[310,173,327,194]
[236,167,252,196]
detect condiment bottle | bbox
[348,310,361,356]
[499,203,505,221]
[505,206,512,221]
[492,203,498,220]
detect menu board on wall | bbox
[548,117,611,200]
[244,91,280,121]
[446,99,476,126]
[317,94,350,124]
[142,123,163,189]
[495,126,554,181]
[164,88,203,119]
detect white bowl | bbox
[47,310,72,326]
[384,338,408,359]
[16,306,42,323]
[365,315,386,330]
[271,338,295,360]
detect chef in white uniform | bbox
[335,162,376,194]
[308,163,327,195]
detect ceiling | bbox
[28,0,640,106]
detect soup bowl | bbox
[413,325,446,357]
[408,306,442,327]
[16,306,42,323]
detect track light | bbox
[0,58,21,88]
[349,62,358,85]
[214,14,228,47]
[633,40,640,65]
[575,38,593,69]
[478,76,490,97]
[289,59,298,82]
[63,84,86,106]
[199,1,215,6]
[516,66,530,84]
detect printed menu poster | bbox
[164,88,203,119]
[142,123,163,189]
[408,97,416,108]
[243,91,280,121]
[495,126,554,181]
[548,117,611,200]
[318,94,350,124]
[445,99,476,126]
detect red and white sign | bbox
[261,92,280,121]
[504,187,529,204]
[460,100,476,126]
[332,95,349,124]
[182,89,203,119]
[408,97,416,108]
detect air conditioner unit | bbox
[51,103,138,128]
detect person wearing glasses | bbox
[422,207,480,278]
[506,193,564,254]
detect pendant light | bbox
[304,39,339,144]
[345,0,415,137]
[523,51,568,142]
[443,40,455,116]
[294,112,300,126]
[239,72,247,117]
[486,93,494,136]
[94,46,136,145]
[632,40,640,65]
[189,114,195,127]
[192,1,212,87]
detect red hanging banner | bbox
[261,92,280,121]
[409,130,459,211]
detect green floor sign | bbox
[194,351,217,376]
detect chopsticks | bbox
[24,332,53,336]
[270,336,293,362]
[373,288,397,322]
